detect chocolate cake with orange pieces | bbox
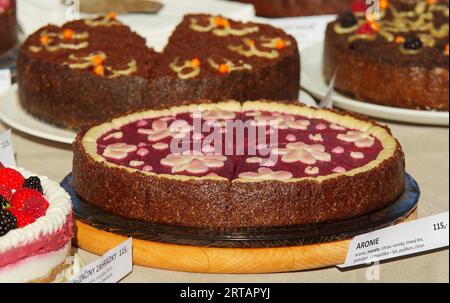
[72,100,405,229]
[0,0,18,55]
[17,14,300,129]
[324,0,449,111]
[231,0,354,17]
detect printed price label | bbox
[0,130,16,166]
[0,69,11,94]
[71,238,133,283]
[340,212,449,268]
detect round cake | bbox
[231,0,354,18]
[0,0,18,55]
[324,0,449,111]
[0,164,73,283]
[72,100,405,229]
[17,14,300,129]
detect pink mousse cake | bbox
[0,164,73,283]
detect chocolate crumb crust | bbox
[72,101,406,229]
[231,0,354,18]
[17,14,300,129]
[323,1,449,111]
[0,0,18,55]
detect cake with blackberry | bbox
[0,164,73,283]
[324,0,449,111]
[0,0,18,55]
[231,0,354,17]
[72,100,405,229]
[17,14,300,129]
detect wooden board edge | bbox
[73,209,418,274]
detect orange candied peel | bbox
[190,58,201,68]
[40,34,50,44]
[380,0,389,9]
[106,12,117,20]
[427,0,437,4]
[245,39,255,47]
[395,36,405,43]
[370,21,381,32]
[218,63,229,74]
[275,38,286,49]
[444,43,449,55]
[214,16,230,28]
[62,29,74,40]
[91,55,104,66]
[93,65,105,76]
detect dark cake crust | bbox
[72,102,405,229]
[0,0,18,55]
[231,0,353,17]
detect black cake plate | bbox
[61,173,420,249]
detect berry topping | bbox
[395,36,405,44]
[190,58,201,68]
[275,38,286,49]
[93,64,105,76]
[63,29,74,40]
[352,0,367,13]
[0,168,25,191]
[0,209,17,236]
[0,185,12,201]
[218,63,229,74]
[356,22,376,35]
[9,209,35,228]
[10,188,49,219]
[403,37,423,50]
[339,11,358,28]
[23,176,43,194]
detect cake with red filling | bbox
[231,0,354,17]
[18,14,300,129]
[0,0,18,55]
[0,164,73,283]
[324,0,449,111]
[72,100,405,229]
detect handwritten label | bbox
[340,212,449,268]
[71,238,133,283]
[0,130,16,166]
[0,69,11,95]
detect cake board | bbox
[63,174,420,274]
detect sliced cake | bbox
[0,164,73,283]
[324,0,449,110]
[18,14,300,129]
[72,100,405,229]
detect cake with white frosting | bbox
[0,164,73,283]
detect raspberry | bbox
[9,209,35,228]
[10,188,49,219]
[0,168,25,191]
[0,185,12,201]
[23,176,43,194]
[0,209,17,236]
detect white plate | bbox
[301,42,449,126]
[0,84,317,144]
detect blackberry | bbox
[23,176,43,193]
[0,196,8,209]
[403,37,423,50]
[339,11,358,28]
[0,209,17,236]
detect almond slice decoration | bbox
[239,167,293,180]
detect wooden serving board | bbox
[74,210,417,274]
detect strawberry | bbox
[357,22,375,35]
[0,185,12,201]
[0,168,25,191]
[10,188,49,219]
[352,0,367,14]
[9,208,35,228]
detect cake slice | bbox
[0,164,73,283]
[17,14,300,129]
